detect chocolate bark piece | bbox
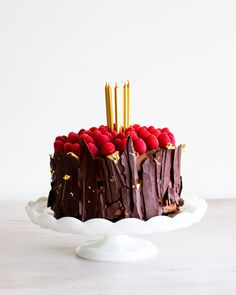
[48,152,80,218]
[105,157,119,204]
[126,136,144,219]
[120,151,132,217]
[79,140,97,221]
[142,156,162,219]
[95,157,112,204]
[172,145,184,205]
[153,150,164,203]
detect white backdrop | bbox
[0,0,236,200]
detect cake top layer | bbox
[53,124,176,158]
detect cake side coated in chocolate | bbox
[48,137,184,221]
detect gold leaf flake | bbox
[132,182,141,189]
[167,143,175,150]
[107,151,120,164]
[63,174,71,180]
[67,152,79,159]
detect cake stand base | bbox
[75,235,158,261]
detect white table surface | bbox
[1,199,236,295]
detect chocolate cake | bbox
[48,135,184,221]
[47,82,184,221]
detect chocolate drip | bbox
[48,143,184,222]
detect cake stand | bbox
[26,195,207,262]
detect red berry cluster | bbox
[53,124,176,157]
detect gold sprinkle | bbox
[132,182,141,189]
[109,176,115,182]
[107,151,120,164]
[88,186,96,192]
[167,143,175,150]
[63,174,71,180]
[70,192,74,197]
[181,144,186,151]
[67,152,79,159]
[88,200,91,203]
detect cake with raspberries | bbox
[47,82,184,221]
[48,125,184,221]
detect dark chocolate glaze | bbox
[48,138,184,221]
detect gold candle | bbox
[127,81,130,128]
[114,83,119,132]
[108,84,114,130]
[105,83,110,128]
[123,83,127,130]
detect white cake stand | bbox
[26,195,207,262]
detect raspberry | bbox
[64,142,73,153]
[125,126,134,133]
[158,133,170,148]
[80,133,95,144]
[150,128,161,138]
[133,124,140,132]
[85,130,93,137]
[89,127,97,132]
[137,127,150,139]
[113,138,122,151]
[162,127,170,134]
[120,138,127,152]
[72,143,80,156]
[98,125,108,133]
[78,129,86,136]
[117,132,126,140]
[68,132,79,144]
[96,134,110,148]
[104,131,113,140]
[111,130,118,138]
[133,138,147,154]
[55,135,67,143]
[87,143,99,157]
[54,140,64,152]
[147,126,156,133]
[168,132,176,145]
[92,129,102,141]
[145,134,159,150]
[126,130,138,140]
[101,142,116,156]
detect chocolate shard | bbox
[105,158,119,203]
[142,156,162,219]
[48,152,80,218]
[153,150,164,203]
[79,140,97,221]
[95,158,112,204]
[120,152,132,218]
[172,145,183,205]
[126,136,144,219]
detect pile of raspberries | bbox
[54,125,176,157]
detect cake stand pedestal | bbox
[75,235,157,261]
[26,195,207,262]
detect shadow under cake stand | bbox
[26,195,207,262]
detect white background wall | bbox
[0,0,235,200]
